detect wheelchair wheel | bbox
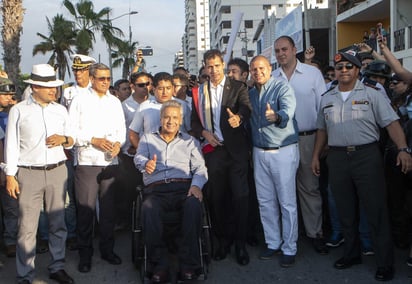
[132,187,144,267]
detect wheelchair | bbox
[131,185,212,283]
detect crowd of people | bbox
[0,33,411,284]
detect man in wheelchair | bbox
[134,100,208,283]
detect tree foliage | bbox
[33,14,76,80]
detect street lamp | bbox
[107,11,138,77]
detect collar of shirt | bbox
[210,76,226,89]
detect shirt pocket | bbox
[323,107,337,124]
[351,104,369,120]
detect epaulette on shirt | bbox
[321,80,338,96]
[363,81,381,90]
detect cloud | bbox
[3,0,184,80]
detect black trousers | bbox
[115,153,142,225]
[327,144,393,267]
[204,146,249,248]
[142,183,202,271]
[75,165,118,260]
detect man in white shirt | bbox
[61,54,96,251]
[272,36,328,255]
[69,63,126,273]
[5,64,74,284]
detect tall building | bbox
[173,50,185,71]
[208,0,327,64]
[184,0,210,75]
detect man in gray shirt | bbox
[312,51,412,282]
[135,100,207,283]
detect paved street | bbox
[0,230,412,284]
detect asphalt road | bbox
[1,230,412,284]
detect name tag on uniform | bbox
[352,100,369,105]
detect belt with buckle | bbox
[329,142,377,152]
[146,178,191,188]
[256,143,297,151]
[299,129,316,136]
[19,160,65,171]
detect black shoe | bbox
[313,236,329,255]
[78,259,91,273]
[334,257,362,269]
[280,254,295,268]
[375,266,394,281]
[36,239,49,254]
[101,252,122,265]
[259,247,281,260]
[235,245,250,265]
[49,269,74,284]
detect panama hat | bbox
[24,64,64,87]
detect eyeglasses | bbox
[135,82,151,88]
[390,80,401,85]
[94,76,111,82]
[335,63,355,71]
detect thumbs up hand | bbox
[145,154,157,174]
[227,108,242,128]
[265,103,277,123]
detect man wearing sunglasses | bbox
[68,63,126,273]
[312,51,412,282]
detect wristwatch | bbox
[62,136,69,146]
[398,147,412,154]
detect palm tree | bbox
[111,38,139,79]
[1,0,24,84]
[33,14,76,81]
[63,0,123,55]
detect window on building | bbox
[222,21,231,29]
[316,0,323,3]
[220,5,231,14]
[222,36,229,44]
[245,20,253,29]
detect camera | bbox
[140,48,153,56]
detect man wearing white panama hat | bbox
[5,64,75,284]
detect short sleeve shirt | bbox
[317,80,399,146]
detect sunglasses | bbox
[94,76,111,82]
[135,82,151,88]
[335,63,355,71]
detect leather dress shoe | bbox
[334,257,362,269]
[235,245,250,265]
[101,252,122,265]
[375,266,394,281]
[151,270,170,283]
[313,236,329,255]
[49,269,74,284]
[78,259,91,273]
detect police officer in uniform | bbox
[311,52,412,282]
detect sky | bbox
[4,0,185,81]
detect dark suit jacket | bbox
[191,77,252,162]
